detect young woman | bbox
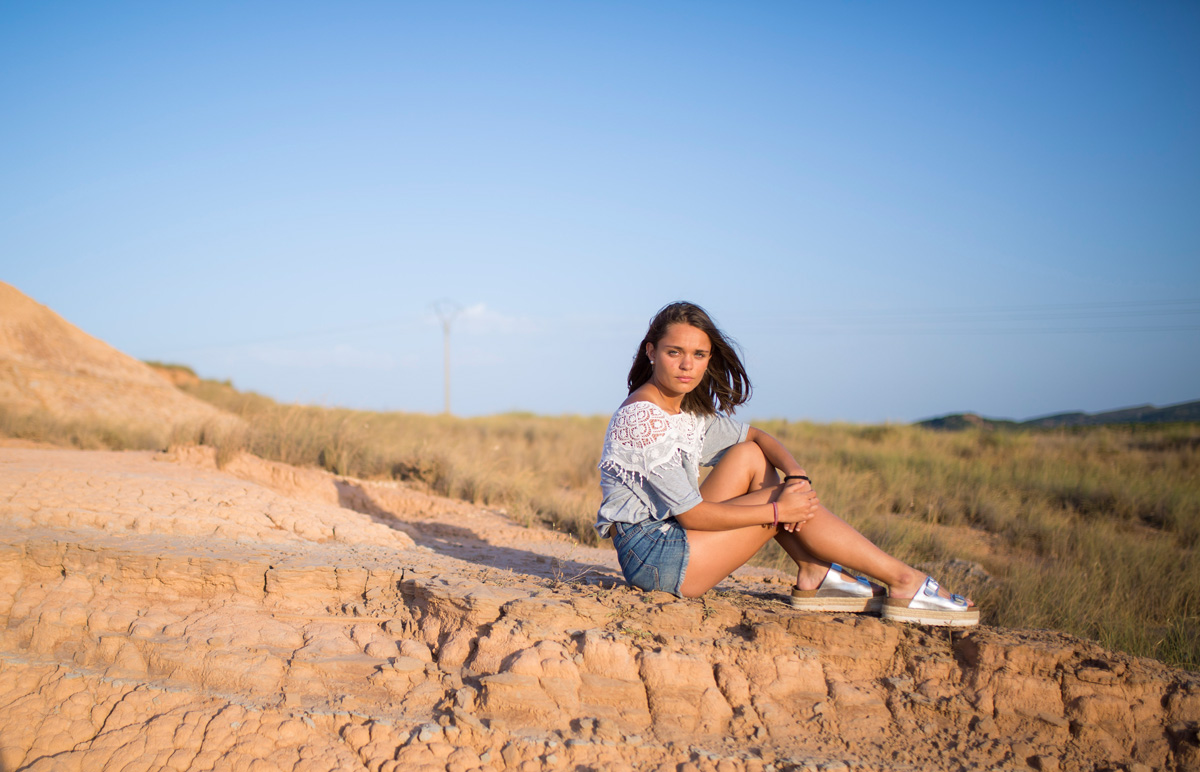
[597,301,978,627]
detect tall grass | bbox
[4,375,1197,671]
[751,420,1200,670]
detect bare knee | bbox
[719,441,768,471]
[703,441,777,500]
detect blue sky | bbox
[3,2,1198,422]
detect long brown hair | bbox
[626,301,751,416]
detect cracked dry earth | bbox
[0,445,1197,772]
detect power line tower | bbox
[432,300,461,415]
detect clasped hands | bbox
[776,473,820,533]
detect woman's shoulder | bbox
[608,402,672,440]
[611,400,701,429]
[612,399,672,419]
[615,385,687,417]
[605,400,704,451]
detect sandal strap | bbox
[906,576,969,611]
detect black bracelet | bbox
[784,474,811,483]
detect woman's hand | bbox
[776,478,820,532]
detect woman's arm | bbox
[675,498,777,531]
[675,481,819,531]
[746,425,806,480]
[675,425,817,532]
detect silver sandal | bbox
[790,563,886,613]
[881,576,979,627]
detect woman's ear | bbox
[644,341,655,361]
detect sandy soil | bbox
[1,443,1197,772]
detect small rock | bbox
[1037,712,1069,729]
[1031,755,1060,772]
[416,723,441,743]
[594,717,621,740]
[388,656,425,674]
[1010,743,1034,765]
[454,686,477,710]
[451,707,486,733]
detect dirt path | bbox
[1,445,1197,772]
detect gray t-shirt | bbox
[595,402,749,537]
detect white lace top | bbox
[595,401,749,536]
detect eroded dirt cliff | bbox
[1,445,1197,772]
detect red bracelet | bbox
[771,501,779,527]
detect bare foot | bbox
[888,571,974,607]
[795,563,887,597]
[794,561,833,591]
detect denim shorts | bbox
[611,517,690,597]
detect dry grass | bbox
[4,375,1197,671]
[179,379,608,542]
[750,420,1200,670]
[0,403,183,451]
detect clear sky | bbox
[3,2,1198,422]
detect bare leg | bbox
[679,524,784,598]
[786,506,923,595]
[687,442,830,595]
[684,441,967,603]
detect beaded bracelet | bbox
[784,474,811,483]
[771,501,779,527]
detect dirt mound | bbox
[0,282,231,429]
[146,362,203,388]
[1,445,1197,772]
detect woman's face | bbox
[645,323,711,396]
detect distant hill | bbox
[0,282,235,429]
[915,413,1020,431]
[917,399,1200,431]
